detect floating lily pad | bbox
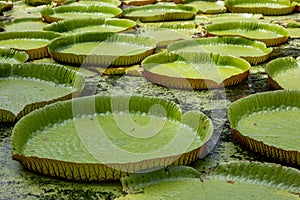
[48,32,156,67]
[225,0,295,16]
[168,36,273,65]
[287,28,300,38]
[228,90,300,166]
[62,0,121,6]
[122,3,197,22]
[207,13,263,24]
[142,52,251,89]
[0,63,84,122]
[25,0,52,6]
[12,95,213,181]
[207,21,289,47]
[43,18,136,34]
[184,0,226,14]
[0,31,61,60]
[0,48,29,64]
[0,1,13,14]
[139,28,192,48]
[122,0,156,6]
[2,1,44,19]
[266,57,300,90]
[41,5,122,23]
[119,161,300,199]
[1,18,47,31]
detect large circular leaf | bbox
[0,63,84,122]
[228,90,300,166]
[118,161,300,199]
[142,51,251,89]
[12,95,213,181]
[207,21,289,47]
[266,57,300,90]
[48,32,156,66]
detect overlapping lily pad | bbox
[0,48,29,64]
[266,57,300,90]
[0,63,84,122]
[41,5,122,23]
[142,52,251,89]
[0,31,61,59]
[184,0,226,14]
[207,13,263,24]
[43,18,136,34]
[0,18,47,31]
[25,0,52,6]
[48,32,156,66]
[122,3,197,22]
[12,95,213,181]
[168,36,273,65]
[207,21,289,47]
[122,0,156,6]
[225,0,296,16]
[118,161,300,199]
[62,0,121,6]
[228,90,300,166]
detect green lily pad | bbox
[228,90,300,166]
[207,21,289,47]
[0,48,29,64]
[0,63,84,122]
[184,0,226,14]
[142,51,251,89]
[122,3,197,22]
[287,28,300,38]
[0,31,61,60]
[12,95,213,181]
[207,13,263,24]
[122,0,156,6]
[2,1,44,19]
[48,32,156,66]
[62,0,121,6]
[41,5,122,23]
[1,18,47,31]
[43,18,136,34]
[266,57,300,90]
[25,0,52,6]
[118,161,300,199]
[168,36,273,65]
[225,0,296,16]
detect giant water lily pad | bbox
[41,5,122,23]
[184,0,226,14]
[12,95,213,181]
[207,21,289,47]
[0,48,29,64]
[142,52,251,89]
[43,18,136,34]
[48,32,156,66]
[266,57,300,90]
[62,0,121,6]
[118,161,300,199]
[122,3,197,22]
[225,0,296,15]
[2,1,44,19]
[25,0,52,6]
[168,36,273,65]
[0,63,84,122]
[228,90,300,166]
[1,18,47,31]
[0,31,61,59]
[207,13,263,24]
